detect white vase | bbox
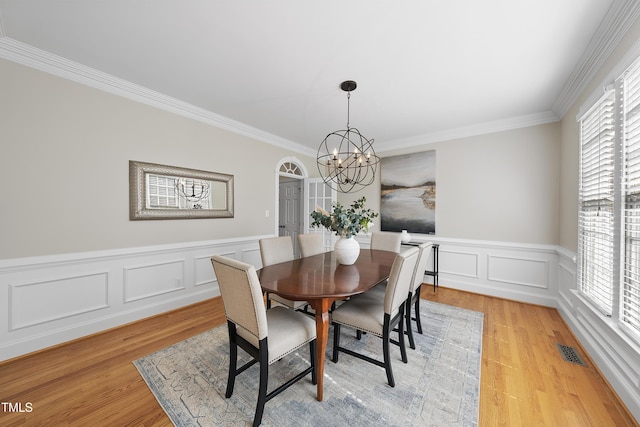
[334,236,360,265]
[401,229,412,243]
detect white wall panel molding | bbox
[487,254,549,289]
[123,259,185,303]
[419,237,559,306]
[1,234,638,418]
[9,272,109,331]
[0,235,269,362]
[440,249,479,279]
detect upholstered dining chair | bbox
[354,231,402,341]
[405,242,433,349]
[370,231,402,253]
[259,236,308,311]
[297,233,325,258]
[331,247,419,387]
[211,255,317,427]
[356,242,433,348]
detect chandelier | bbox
[317,80,380,193]
[175,178,210,204]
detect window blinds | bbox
[623,60,640,335]
[147,174,179,208]
[578,91,616,315]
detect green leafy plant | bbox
[310,196,379,238]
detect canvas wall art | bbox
[380,150,436,234]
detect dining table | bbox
[256,248,396,401]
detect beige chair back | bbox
[297,233,324,258]
[410,242,433,293]
[370,231,402,253]
[259,236,294,267]
[211,255,268,344]
[384,247,419,315]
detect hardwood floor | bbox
[0,287,637,426]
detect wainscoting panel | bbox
[440,250,479,279]
[123,260,185,303]
[0,235,269,362]
[2,236,639,421]
[194,254,218,288]
[417,238,559,307]
[9,272,109,331]
[487,255,548,289]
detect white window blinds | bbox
[578,91,616,315]
[622,60,640,335]
[147,174,179,208]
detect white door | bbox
[304,178,337,251]
[279,178,302,256]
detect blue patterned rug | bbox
[134,300,483,426]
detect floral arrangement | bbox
[310,196,379,238]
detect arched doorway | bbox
[276,157,308,257]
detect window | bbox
[622,59,640,337]
[579,56,640,341]
[578,91,616,315]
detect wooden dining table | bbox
[256,248,396,401]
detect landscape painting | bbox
[380,150,436,234]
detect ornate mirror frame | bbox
[129,160,234,220]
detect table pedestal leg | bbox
[309,298,332,401]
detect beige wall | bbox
[0,59,315,259]
[10,16,640,260]
[342,122,561,245]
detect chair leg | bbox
[397,306,408,364]
[266,292,271,309]
[309,340,317,385]
[356,330,362,340]
[253,342,269,427]
[332,323,341,363]
[405,294,415,350]
[382,318,395,387]
[225,323,238,398]
[414,287,423,334]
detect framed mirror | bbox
[129,161,234,220]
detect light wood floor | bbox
[0,287,637,426]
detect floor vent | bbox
[556,343,587,367]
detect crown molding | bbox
[375,110,559,154]
[0,37,316,158]
[2,0,633,158]
[552,0,640,118]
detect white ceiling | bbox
[0,1,635,155]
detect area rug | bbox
[134,300,483,426]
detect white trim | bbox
[556,249,640,422]
[275,156,309,178]
[274,157,308,238]
[0,235,269,361]
[553,0,640,118]
[376,111,559,152]
[0,37,316,158]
